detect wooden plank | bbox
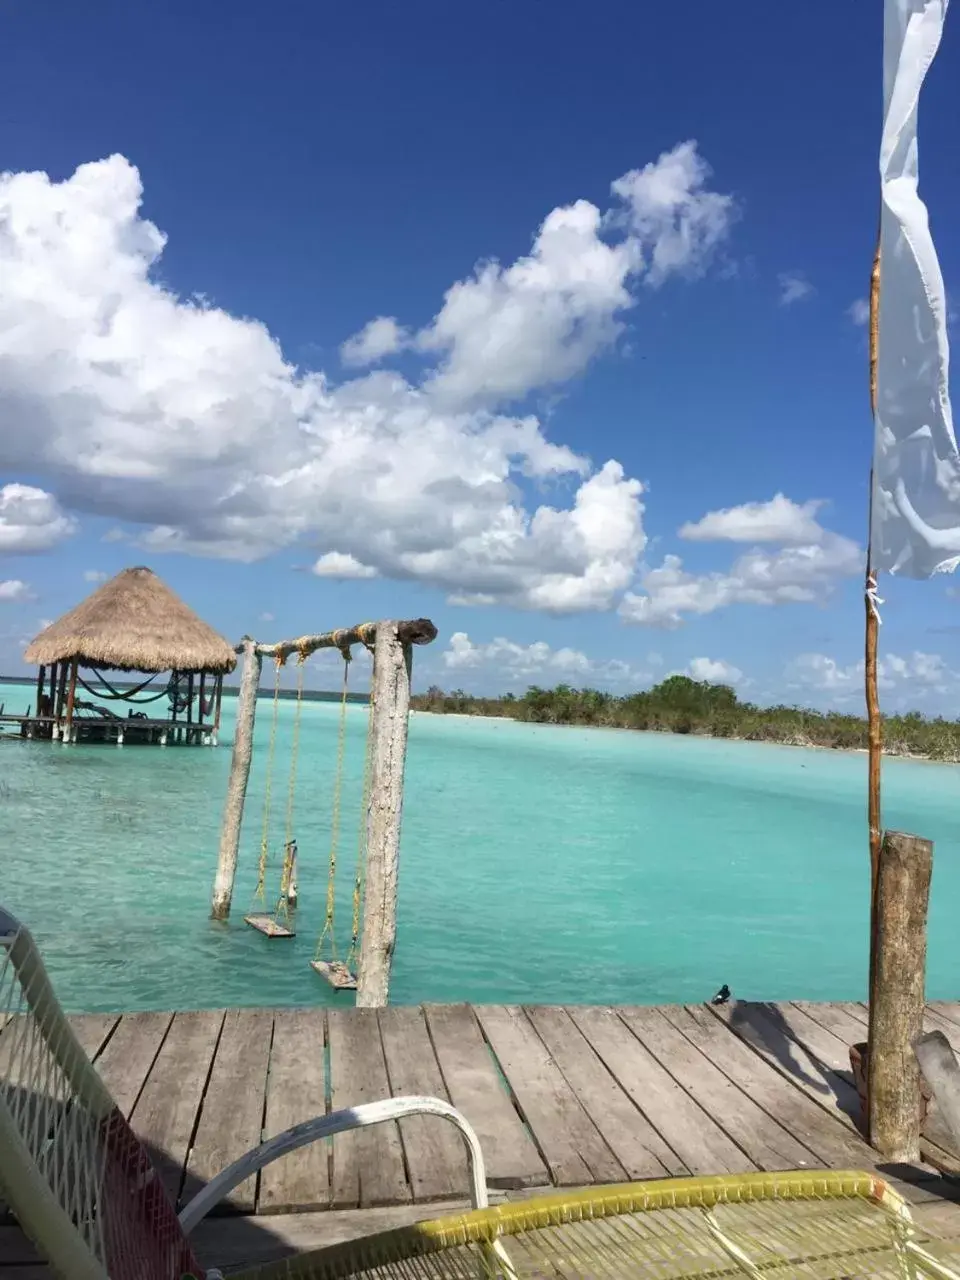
[187,1009,273,1213]
[708,1002,857,1122]
[621,1005,818,1172]
[65,1014,118,1063]
[768,1001,954,1170]
[327,1007,410,1209]
[129,1010,224,1209]
[765,1002,859,1082]
[378,1006,470,1202]
[930,1003,960,1031]
[571,1005,749,1178]
[92,1012,173,1118]
[0,1225,44,1265]
[849,1001,960,1049]
[792,1002,867,1045]
[259,1009,329,1215]
[527,1006,684,1178]
[664,1004,877,1170]
[423,1004,547,1190]
[476,1005,624,1186]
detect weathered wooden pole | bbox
[211,638,262,921]
[61,658,79,746]
[867,829,933,1161]
[356,622,413,1008]
[34,665,45,718]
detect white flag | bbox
[871,0,958,578]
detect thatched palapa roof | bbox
[23,567,237,674]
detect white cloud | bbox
[442,630,653,687]
[787,650,950,701]
[610,141,737,287]
[679,494,827,545]
[848,298,870,326]
[2,153,735,613]
[340,316,409,367]
[311,552,379,580]
[686,656,744,685]
[0,485,76,553]
[623,495,861,627]
[418,139,735,406]
[0,579,31,601]
[83,569,108,583]
[259,611,275,622]
[620,536,862,627]
[778,272,814,306]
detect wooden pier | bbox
[5,999,960,1273]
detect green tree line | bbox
[410,675,960,761]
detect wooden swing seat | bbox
[311,958,357,989]
[244,913,296,938]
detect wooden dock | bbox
[4,999,960,1273]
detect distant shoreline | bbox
[411,707,947,762]
[410,680,960,764]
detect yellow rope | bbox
[314,644,352,961]
[284,647,307,847]
[347,681,375,971]
[253,657,284,905]
[275,647,307,923]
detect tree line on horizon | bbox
[409,675,960,761]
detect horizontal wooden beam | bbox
[241,619,438,663]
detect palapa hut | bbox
[22,566,236,746]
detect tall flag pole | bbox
[867,0,954,1139]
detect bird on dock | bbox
[711,984,731,1005]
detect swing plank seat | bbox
[311,958,357,989]
[244,912,296,938]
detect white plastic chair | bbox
[0,907,491,1279]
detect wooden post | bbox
[62,658,79,747]
[214,673,224,731]
[211,638,262,921]
[867,829,933,1161]
[34,665,45,719]
[50,662,61,740]
[865,232,884,1098]
[198,672,206,726]
[356,622,413,1008]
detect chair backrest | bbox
[0,908,201,1280]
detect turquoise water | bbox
[1,680,958,1012]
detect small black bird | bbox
[711,984,731,1006]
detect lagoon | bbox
[1,680,958,1013]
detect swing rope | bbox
[314,640,353,962]
[252,657,284,907]
[275,646,307,922]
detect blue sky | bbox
[1,0,958,709]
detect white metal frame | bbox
[178,1094,489,1233]
[0,906,492,1280]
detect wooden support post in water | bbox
[50,662,62,740]
[356,621,413,1008]
[214,674,223,730]
[867,829,933,1161]
[211,638,262,920]
[62,658,79,746]
[34,665,45,719]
